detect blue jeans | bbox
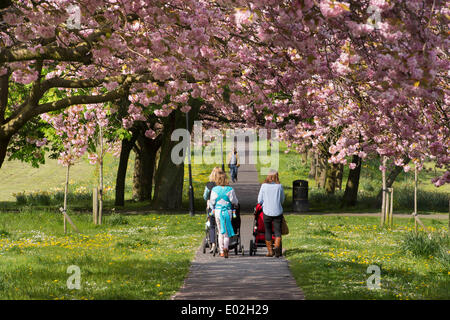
[229,164,238,182]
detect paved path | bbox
[172,214,305,300]
[173,142,305,300]
[230,163,261,213]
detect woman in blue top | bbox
[209,170,239,258]
[257,169,285,257]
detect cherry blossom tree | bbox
[1,0,448,211]
[228,0,449,188]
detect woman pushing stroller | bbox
[209,170,239,258]
[203,167,221,254]
[257,169,285,257]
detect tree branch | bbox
[0,43,92,64]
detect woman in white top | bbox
[257,169,285,257]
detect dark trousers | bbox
[208,216,216,244]
[263,214,283,241]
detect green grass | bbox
[256,141,450,214]
[283,215,449,299]
[0,153,127,202]
[0,210,204,299]
[399,231,449,263]
[0,152,133,214]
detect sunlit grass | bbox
[0,211,203,299]
[283,215,449,299]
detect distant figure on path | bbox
[257,170,285,257]
[209,170,239,258]
[203,167,221,254]
[227,148,240,183]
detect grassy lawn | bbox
[0,153,134,213]
[283,215,449,299]
[0,211,203,299]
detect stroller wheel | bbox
[202,238,207,254]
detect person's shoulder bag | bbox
[281,216,289,235]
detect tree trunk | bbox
[301,150,308,164]
[336,163,344,190]
[152,110,185,209]
[152,100,200,209]
[325,162,339,194]
[0,136,10,169]
[114,130,138,206]
[308,152,317,179]
[0,71,10,124]
[132,133,160,202]
[316,155,328,188]
[342,155,362,206]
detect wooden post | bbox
[63,164,70,234]
[385,188,390,228]
[414,166,418,232]
[380,156,387,227]
[414,215,429,233]
[60,208,79,233]
[389,188,394,228]
[387,190,390,226]
[93,187,98,224]
[60,163,80,233]
[98,124,104,225]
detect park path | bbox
[172,142,305,300]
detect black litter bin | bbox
[292,180,309,212]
